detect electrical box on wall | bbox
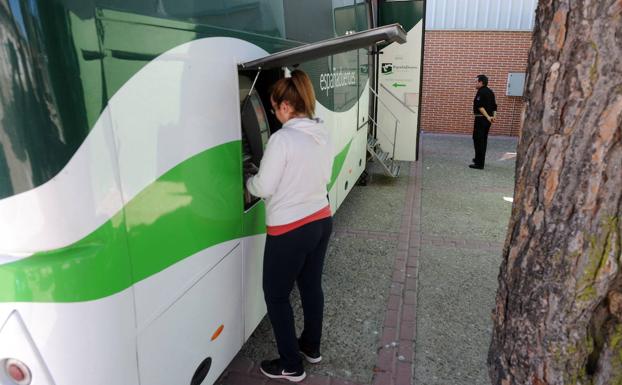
[506,73,526,96]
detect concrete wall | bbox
[420,30,532,136]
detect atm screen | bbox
[241,92,270,166]
[250,95,270,148]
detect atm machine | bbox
[240,89,271,209]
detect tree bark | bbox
[488,1,622,384]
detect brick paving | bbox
[370,157,421,385]
[216,158,424,385]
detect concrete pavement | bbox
[216,133,517,385]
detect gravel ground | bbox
[334,161,411,232]
[415,133,517,385]
[239,161,410,383]
[415,246,500,384]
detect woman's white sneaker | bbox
[300,350,322,364]
[298,338,322,364]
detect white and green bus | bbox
[0,1,424,384]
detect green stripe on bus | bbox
[0,142,246,303]
[0,140,348,303]
[328,140,353,191]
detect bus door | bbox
[238,72,277,340]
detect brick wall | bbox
[420,31,532,136]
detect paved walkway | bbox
[216,133,517,385]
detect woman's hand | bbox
[244,162,259,175]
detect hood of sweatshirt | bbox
[282,117,328,145]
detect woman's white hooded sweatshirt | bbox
[246,117,333,226]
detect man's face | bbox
[476,80,484,89]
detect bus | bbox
[0,1,423,384]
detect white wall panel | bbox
[425,0,537,31]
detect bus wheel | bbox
[357,171,369,186]
[190,357,212,385]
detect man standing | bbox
[470,74,497,169]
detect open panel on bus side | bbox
[237,68,284,340]
[238,69,283,211]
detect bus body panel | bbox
[0,292,139,385]
[136,244,244,385]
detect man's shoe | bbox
[299,339,322,364]
[259,359,306,382]
[469,164,484,169]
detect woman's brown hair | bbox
[270,70,316,119]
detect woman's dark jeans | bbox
[262,216,333,372]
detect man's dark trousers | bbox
[473,116,491,167]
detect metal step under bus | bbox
[367,135,400,178]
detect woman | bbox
[246,70,333,383]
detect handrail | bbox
[379,83,418,115]
[368,84,406,164]
[368,115,397,168]
[368,115,394,146]
[368,85,399,122]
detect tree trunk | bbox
[488,1,622,384]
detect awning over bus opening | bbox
[238,23,407,70]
